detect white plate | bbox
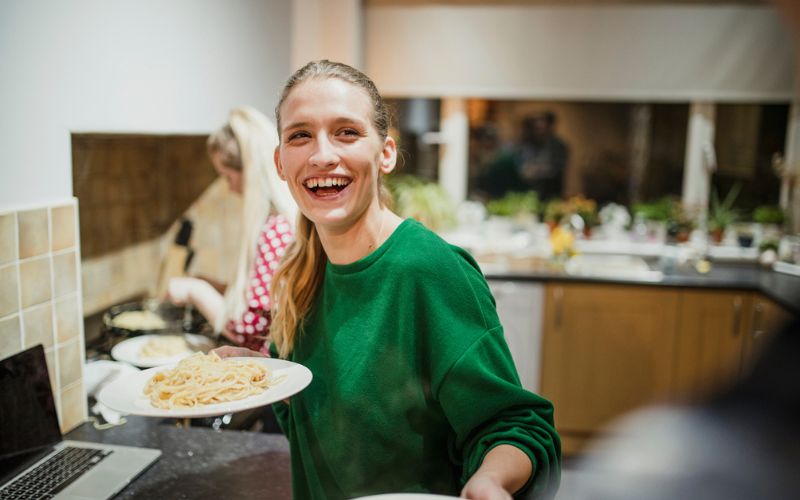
[110,334,214,368]
[97,357,313,418]
[84,360,140,397]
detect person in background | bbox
[167,107,296,354]
[475,112,569,202]
[516,112,569,201]
[215,60,560,500]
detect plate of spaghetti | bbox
[110,334,215,368]
[97,352,312,418]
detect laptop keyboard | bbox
[0,446,113,500]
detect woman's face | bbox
[210,150,244,195]
[275,77,396,233]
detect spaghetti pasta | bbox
[111,310,167,331]
[143,352,273,409]
[139,335,191,359]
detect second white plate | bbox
[110,334,214,368]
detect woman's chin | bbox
[304,209,352,231]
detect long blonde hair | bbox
[269,60,392,358]
[208,106,297,333]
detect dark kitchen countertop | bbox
[65,416,291,499]
[484,262,800,315]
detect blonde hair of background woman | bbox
[207,106,297,334]
[269,60,392,358]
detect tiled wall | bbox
[183,177,243,285]
[81,177,243,317]
[72,134,216,259]
[0,199,86,433]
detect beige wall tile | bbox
[45,347,57,395]
[60,381,86,433]
[58,340,82,388]
[23,303,54,349]
[0,212,15,265]
[51,205,76,252]
[53,252,77,299]
[0,315,22,359]
[0,264,19,317]
[18,209,49,259]
[54,295,81,344]
[20,257,51,308]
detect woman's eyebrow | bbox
[283,120,312,132]
[284,117,367,131]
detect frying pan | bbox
[102,298,209,339]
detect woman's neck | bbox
[317,207,403,265]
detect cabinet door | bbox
[541,283,679,436]
[742,294,794,374]
[674,290,750,399]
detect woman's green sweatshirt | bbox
[272,219,560,499]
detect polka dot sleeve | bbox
[225,214,293,354]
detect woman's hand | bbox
[166,277,206,306]
[460,444,531,500]
[461,474,512,500]
[166,277,225,330]
[211,345,267,358]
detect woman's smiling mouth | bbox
[303,176,352,197]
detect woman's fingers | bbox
[211,345,266,358]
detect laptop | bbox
[0,345,161,500]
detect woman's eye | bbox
[340,128,360,137]
[288,131,310,141]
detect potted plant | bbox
[708,184,741,244]
[666,199,696,244]
[543,198,568,230]
[486,191,540,228]
[632,199,671,224]
[753,205,785,226]
[632,198,675,242]
[566,195,598,238]
[751,204,785,247]
[387,175,457,232]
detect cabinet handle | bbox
[554,287,564,330]
[732,296,742,337]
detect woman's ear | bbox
[274,146,286,180]
[380,136,398,175]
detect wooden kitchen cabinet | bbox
[673,290,751,399]
[539,282,794,456]
[741,294,794,374]
[540,283,680,454]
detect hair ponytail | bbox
[269,214,325,357]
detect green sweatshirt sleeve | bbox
[268,342,290,436]
[437,326,561,498]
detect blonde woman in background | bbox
[168,106,296,354]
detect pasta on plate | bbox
[143,352,275,409]
[139,335,192,359]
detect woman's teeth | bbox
[304,177,350,192]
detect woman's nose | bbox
[309,134,338,168]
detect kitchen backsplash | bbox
[0,199,86,433]
[81,177,243,317]
[72,133,216,259]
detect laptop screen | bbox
[0,345,63,479]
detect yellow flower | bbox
[549,226,576,257]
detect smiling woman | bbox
[216,60,561,500]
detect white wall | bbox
[0,0,291,212]
[366,5,795,101]
[291,0,362,71]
